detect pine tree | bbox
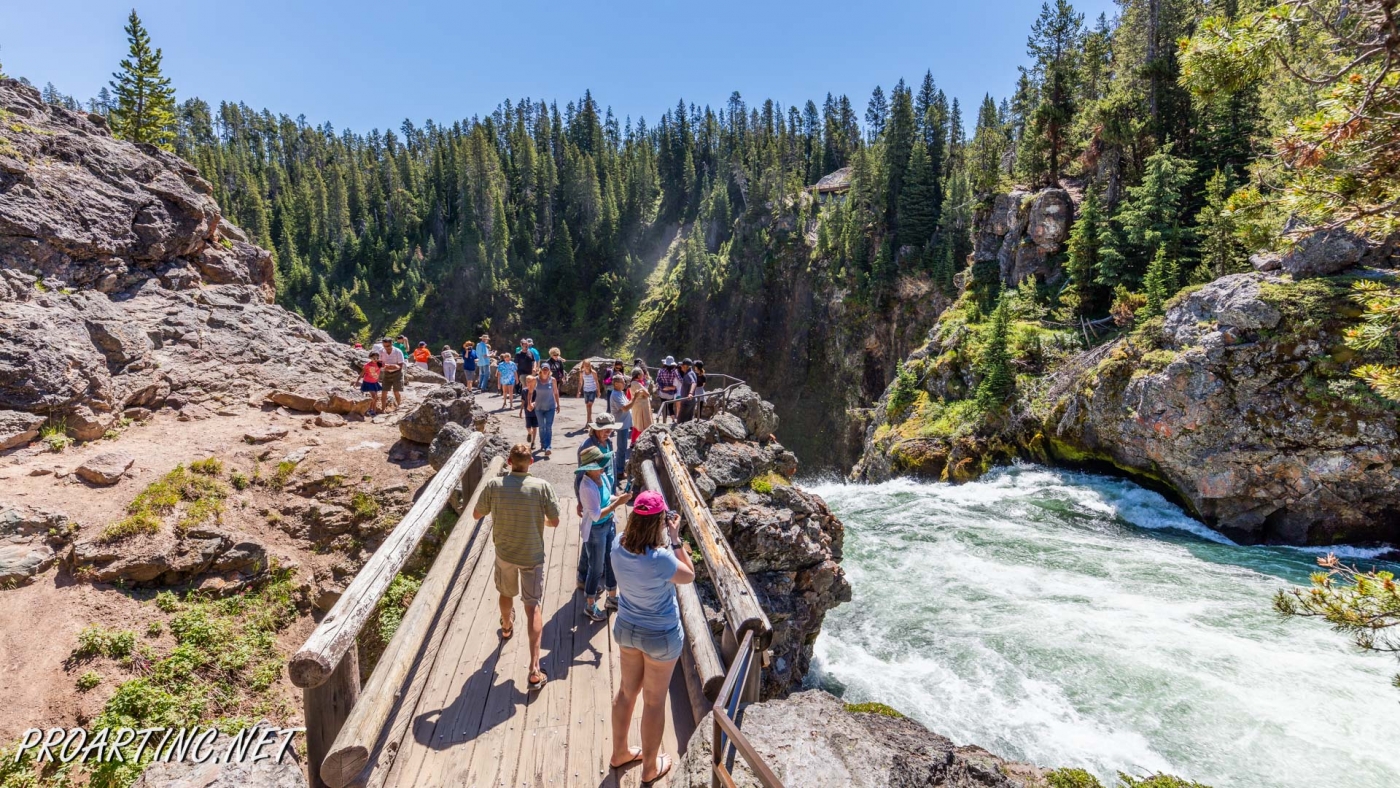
[109,10,177,150]
[865,86,888,140]
[1064,188,1105,317]
[976,293,1016,410]
[883,81,916,227]
[1112,142,1195,283]
[969,95,1008,195]
[897,143,939,248]
[1025,0,1084,184]
[1191,169,1247,283]
[1141,245,1181,317]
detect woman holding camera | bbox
[606,491,695,784]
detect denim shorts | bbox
[613,618,684,662]
[584,390,597,404]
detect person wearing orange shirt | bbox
[412,341,431,370]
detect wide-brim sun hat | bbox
[589,413,617,431]
[576,446,609,473]
[633,490,669,516]
[662,355,676,366]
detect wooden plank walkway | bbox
[380,392,693,787]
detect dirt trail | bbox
[0,382,446,743]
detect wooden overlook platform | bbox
[288,386,782,788]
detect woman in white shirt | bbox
[578,359,599,426]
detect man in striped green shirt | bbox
[474,443,561,690]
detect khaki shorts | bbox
[494,558,545,606]
[382,368,404,392]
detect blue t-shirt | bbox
[611,534,683,632]
[498,361,518,385]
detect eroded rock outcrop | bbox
[628,389,850,696]
[971,187,1074,287]
[860,271,1400,546]
[0,78,359,443]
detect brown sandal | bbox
[527,667,548,691]
[500,615,515,640]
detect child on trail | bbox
[461,341,478,391]
[578,359,599,426]
[358,350,385,415]
[413,341,431,369]
[498,352,519,411]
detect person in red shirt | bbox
[358,349,385,415]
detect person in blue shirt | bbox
[474,334,492,391]
[606,490,695,784]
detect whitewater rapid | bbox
[806,466,1399,788]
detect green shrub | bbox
[350,491,380,520]
[146,621,163,638]
[76,671,103,692]
[886,360,920,418]
[230,471,249,490]
[269,460,298,489]
[73,626,136,660]
[1045,768,1105,788]
[188,456,223,476]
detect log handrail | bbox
[321,455,503,788]
[654,432,772,648]
[290,431,488,688]
[289,431,487,787]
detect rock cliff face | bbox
[628,386,852,697]
[970,187,1074,287]
[0,79,360,443]
[859,260,1400,545]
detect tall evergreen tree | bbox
[865,86,888,140]
[109,10,177,150]
[1141,244,1181,317]
[1191,169,1247,283]
[1110,142,1196,283]
[969,95,1007,195]
[976,293,1016,410]
[1025,0,1084,184]
[897,142,939,248]
[1064,187,1105,317]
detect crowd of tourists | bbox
[351,331,716,783]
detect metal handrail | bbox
[711,630,783,788]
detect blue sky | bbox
[2,0,1120,134]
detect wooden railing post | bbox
[305,649,359,788]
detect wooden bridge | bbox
[289,388,783,788]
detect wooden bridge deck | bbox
[380,400,692,787]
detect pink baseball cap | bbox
[633,490,669,516]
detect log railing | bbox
[642,434,783,788]
[289,431,491,788]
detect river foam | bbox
[807,466,1399,788]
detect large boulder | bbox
[719,385,779,440]
[0,544,56,585]
[74,452,135,485]
[399,387,485,444]
[674,690,1025,787]
[132,724,305,788]
[1281,229,1369,277]
[0,410,44,450]
[971,186,1074,287]
[428,422,473,471]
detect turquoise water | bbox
[807,466,1400,788]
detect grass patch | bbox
[72,626,136,661]
[359,573,422,672]
[268,460,298,489]
[748,471,789,495]
[100,464,228,542]
[230,471,250,491]
[39,419,70,453]
[885,359,921,419]
[350,491,380,520]
[76,671,103,692]
[189,456,223,475]
[844,701,904,718]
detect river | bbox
[806,466,1400,788]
